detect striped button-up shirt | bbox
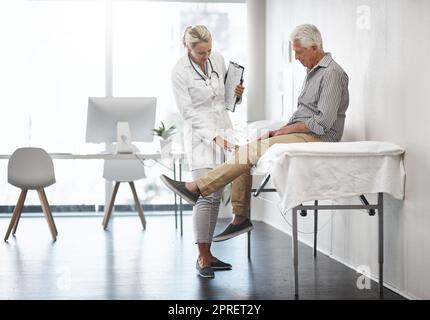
[287,53,349,142]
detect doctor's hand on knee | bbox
[214,135,238,151]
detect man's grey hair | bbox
[290,24,323,49]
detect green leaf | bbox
[152,121,176,138]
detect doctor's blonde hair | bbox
[182,25,212,49]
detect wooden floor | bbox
[0,214,404,300]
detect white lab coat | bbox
[172,52,236,170]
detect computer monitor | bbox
[86,97,157,153]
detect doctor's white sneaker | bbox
[160,174,200,205]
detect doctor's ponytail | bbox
[182,25,212,49]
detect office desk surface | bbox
[0,152,185,160]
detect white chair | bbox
[102,159,147,230]
[5,147,58,241]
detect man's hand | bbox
[270,122,311,137]
[257,128,285,140]
[272,126,292,137]
[267,126,290,138]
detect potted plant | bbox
[152,121,176,154]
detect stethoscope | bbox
[188,54,219,86]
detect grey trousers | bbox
[192,168,224,244]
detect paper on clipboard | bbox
[224,61,244,112]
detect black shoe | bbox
[211,259,232,270]
[160,174,200,205]
[196,260,215,278]
[212,219,254,242]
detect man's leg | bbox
[196,133,321,197]
[231,170,252,220]
[230,133,320,214]
[210,133,321,242]
[211,170,253,242]
[160,133,321,206]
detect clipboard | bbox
[224,61,244,112]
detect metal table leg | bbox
[173,158,177,229]
[378,192,384,297]
[247,231,251,259]
[179,159,183,236]
[313,200,318,257]
[292,207,299,297]
[248,203,252,259]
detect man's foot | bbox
[196,259,215,278]
[210,258,232,270]
[212,219,254,242]
[160,175,200,205]
[232,215,248,225]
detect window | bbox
[0,0,106,210]
[0,0,247,213]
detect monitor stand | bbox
[115,121,134,154]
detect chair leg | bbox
[41,189,58,235]
[12,210,22,236]
[129,182,146,230]
[12,191,28,236]
[103,182,120,230]
[4,190,27,241]
[38,189,57,241]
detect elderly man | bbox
[161,24,349,242]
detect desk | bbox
[0,153,183,160]
[0,152,186,234]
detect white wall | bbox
[246,0,266,122]
[261,0,430,299]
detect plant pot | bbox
[159,138,172,154]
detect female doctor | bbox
[171,25,244,278]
